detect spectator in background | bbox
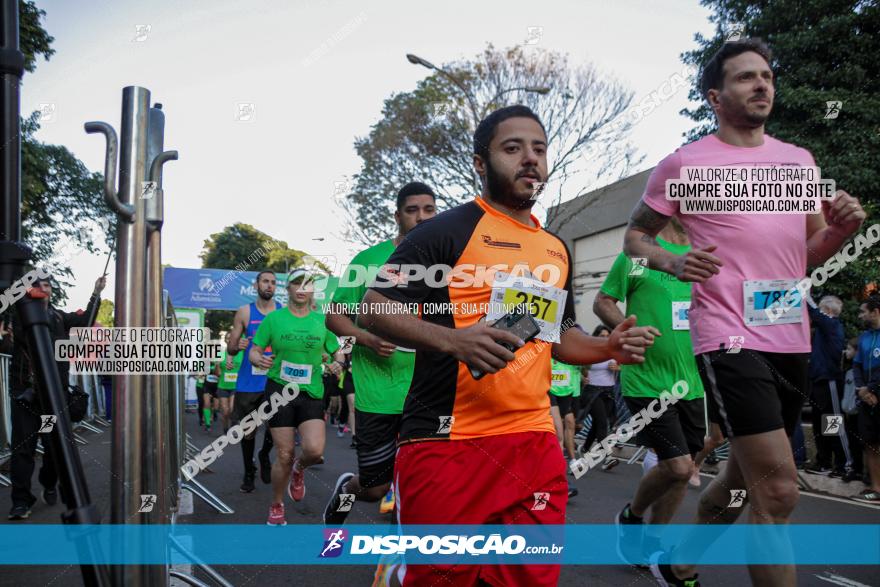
[3,273,105,521]
[805,295,847,476]
[851,294,880,504]
[577,325,620,471]
[841,337,863,483]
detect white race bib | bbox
[551,370,570,386]
[251,365,268,376]
[743,279,803,326]
[487,272,568,342]
[280,361,312,384]
[223,372,238,384]
[672,301,691,331]
[206,375,218,383]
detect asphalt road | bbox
[1,411,878,587]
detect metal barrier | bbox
[0,353,11,487]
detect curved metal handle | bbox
[84,121,134,222]
[149,150,178,184]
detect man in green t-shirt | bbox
[323,182,437,525]
[550,358,582,499]
[250,269,344,526]
[594,217,707,563]
[550,358,581,470]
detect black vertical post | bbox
[0,3,110,586]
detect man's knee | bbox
[658,456,694,483]
[275,446,295,464]
[753,479,799,517]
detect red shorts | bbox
[394,431,566,587]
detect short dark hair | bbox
[255,269,275,281]
[473,105,546,161]
[862,294,880,314]
[699,38,773,101]
[396,182,436,210]
[592,325,611,337]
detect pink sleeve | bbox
[641,151,683,217]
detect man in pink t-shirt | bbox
[622,39,866,587]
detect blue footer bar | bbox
[0,524,877,565]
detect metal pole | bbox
[110,86,151,587]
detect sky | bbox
[20,0,715,311]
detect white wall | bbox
[572,225,627,333]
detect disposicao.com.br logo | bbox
[323,532,563,557]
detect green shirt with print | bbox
[599,238,704,400]
[550,359,581,397]
[217,350,243,390]
[332,239,416,414]
[252,308,340,399]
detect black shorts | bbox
[324,373,343,398]
[203,381,218,397]
[858,398,880,446]
[216,388,233,399]
[265,379,324,428]
[342,371,355,396]
[355,409,401,489]
[698,350,808,438]
[624,396,706,460]
[233,390,266,422]
[549,393,574,416]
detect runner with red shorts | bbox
[360,105,658,586]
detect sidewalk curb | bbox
[609,446,871,501]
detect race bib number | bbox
[743,279,803,326]
[551,370,570,386]
[223,372,238,384]
[488,272,568,342]
[280,361,312,384]
[251,365,268,376]
[672,301,691,331]
[206,375,218,383]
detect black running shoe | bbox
[240,474,256,493]
[41,487,58,506]
[258,453,272,485]
[614,504,645,566]
[8,504,32,521]
[649,552,700,586]
[567,484,578,499]
[323,472,355,525]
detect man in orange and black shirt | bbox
[361,105,658,586]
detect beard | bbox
[257,287,274,301]
[723,94,772,128]
[485,157,536,211]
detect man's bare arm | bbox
[326,304,396,358]
[593,292,626,329]
[359,289,521,376]
[553,315,659,365]
[622,202,678,273]
[227,305,247,356]
[805,191,867,267]
[624,201,723,283]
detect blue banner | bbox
[0,525,877,565]
[163,268,337,312]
